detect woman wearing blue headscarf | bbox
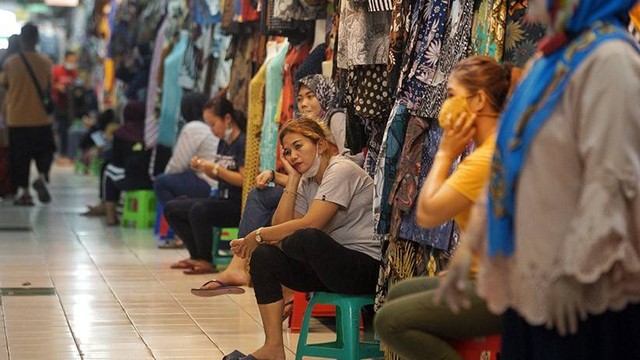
[436,0,640,358]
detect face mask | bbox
[223,126,233,142]
[438,95,471,130]
[301,146,322,180]
[64,62,76,71]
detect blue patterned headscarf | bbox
[487,0,639,257]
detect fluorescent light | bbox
[44,0,80,7]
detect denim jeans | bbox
[238,186,284,237]
[153,172,211,205]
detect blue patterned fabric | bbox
[395,0,449,110]
[488,0,639,257]
[399,122,456,250]
[376,103,409,235]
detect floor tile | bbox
[0,166,343,360]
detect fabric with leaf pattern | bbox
[502,0,546,66]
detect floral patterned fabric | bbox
[395,0,450,112]
[398,0,474,118]
[336,0,391,68]
[502,0,546,67]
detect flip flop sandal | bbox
[222,350,246,360]
[282,299,294,322]
[191,279,246,297]
[183,265,219,275]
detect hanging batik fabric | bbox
[336,0,390,68]
[242,63,268,207]
[502,0,545,67]
[260,42,289,172]
[470,0,507,60]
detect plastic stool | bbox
[121,190,156,229]
[450,335,501,360]
[290,292,340,333]
[296,292,383,360]
[211,227,238,267]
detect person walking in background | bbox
[0,23,54,206]
[52,50,78,165]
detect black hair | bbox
[20,23,39,47]
[180,92,209,123]
[203,95,246,133]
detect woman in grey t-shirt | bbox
[227,118,380,360]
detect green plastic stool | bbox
[121,190,156,229]
[211,227,238,267]
[296,292,383,360]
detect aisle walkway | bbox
[0,166,337,360]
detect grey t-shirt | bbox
[295,156,381,260]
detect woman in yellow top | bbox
[374,56,520,360]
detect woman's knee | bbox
[249,245,281,276]
[163,199,184,218]
[374,302,404,339]
[153,175,168,192]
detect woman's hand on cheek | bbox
[281,152,301,179]
[438,112,476,160]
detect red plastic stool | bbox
[450,335,501,360]
[288,292,363,333]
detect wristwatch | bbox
[255,227,264,243]
[212,164,220,177]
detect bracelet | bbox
[283,188,297,197]
[268,170,276,182]
[212,164,220,177]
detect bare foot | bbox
[201,268,250,290]
[170,258,197,269]
[249,344,286,360]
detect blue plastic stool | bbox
[296,292,383,360]
[154,203,175,244]
[121,190,156,229]
[211,227,238,267]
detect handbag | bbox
[18,52,54,115]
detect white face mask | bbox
[64,62,76,71]
[301,146,321,180]
[223,126,233,142]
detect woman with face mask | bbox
[221,118,381,360]
[190,75,362,300]
[164,96,247,275]
[436,0,640,358]
[374,56,520,360]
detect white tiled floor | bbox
[0,165,341,360]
